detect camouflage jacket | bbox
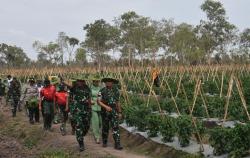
[98,86,120,106]
[70,85,91,113]
[9,81,21,100]
[0,82,6,96]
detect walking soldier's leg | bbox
[101,111,110,146]
[111,111,123,150]
[75,114,85,151]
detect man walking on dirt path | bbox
[23,78,39,124]
[54,84,69,136]
[97,77,123,150]
[70,77,92,152]
[39,78,56,131]
[0,78,6,111]
[68,79,77,135]
[9,77,21,117]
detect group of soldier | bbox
[0,75,123,152]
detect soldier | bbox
[71,77,91,152]
[6,75,13,105]
[23,78,39,124]
[97,77,123,150]
[54,84,69,135]
[9,77,21,117]
[39,78,56,131]
[67,79,77,135]
[90,76,102,144]
[0,78,6,110]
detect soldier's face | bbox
[105,81,113,87]
[93,80,99,86]
[77,81,85,87]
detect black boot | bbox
[79,141,85,152]
[114,142,123,150]
[12,109,16,117]
[103,140,107,147]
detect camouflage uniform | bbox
[98,86,121,146]
[9,79,21,117]
[0,80,6,109]
[71,85,92,148]
[69,85,77,135]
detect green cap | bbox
[89,74,101,81]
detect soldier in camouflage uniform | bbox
[71,78,92,152]
[0,78,6,110]
[68,80,77,135]
[9,77,21,117]
[97,77,123,150]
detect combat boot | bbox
[12,109,16,117]
[114,142,123,150]
[102,140,107,147]
[79,141,85,152]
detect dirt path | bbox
[0,105,147,158]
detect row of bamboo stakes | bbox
[2,65,250,152]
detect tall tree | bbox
[198,0,236,64]
[151,19,175,58]
[75,47,87,65]
[240,28,250,57]
[33,41,60,65]
[0,43,30,67]
[83,19,120,69]
[66,37,79,63]
[169,23,203,64]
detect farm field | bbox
[2,65,250,158]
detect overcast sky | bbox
[0,0,249,60]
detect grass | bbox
[0,113,44,149]
[38,149,71,158]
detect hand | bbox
[105,106,112,112]
[39,105,42,111]
[118,113,123,120]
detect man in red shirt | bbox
[39,78,56,131]
[54,84,69,135]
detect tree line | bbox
[1,0,250,68]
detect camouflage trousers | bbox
[11,98,20,116]
[74,106,91,143]
[41,100,54,130]
[101,108,120,144]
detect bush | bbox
[176,115,193,147]
[160,116,176,142]
[146,114,162,137]
[209,127,231,155]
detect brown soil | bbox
[0,105,199,158]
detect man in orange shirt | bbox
[54,84,69,135]
[39,78,56,131]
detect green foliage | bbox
[227,123,250,158]
[160,116,176,142]
[146,114,162,137]
[209,127,231,155]
[39,149,71,158]
[176,115,193,147]
[0,43,31,67]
